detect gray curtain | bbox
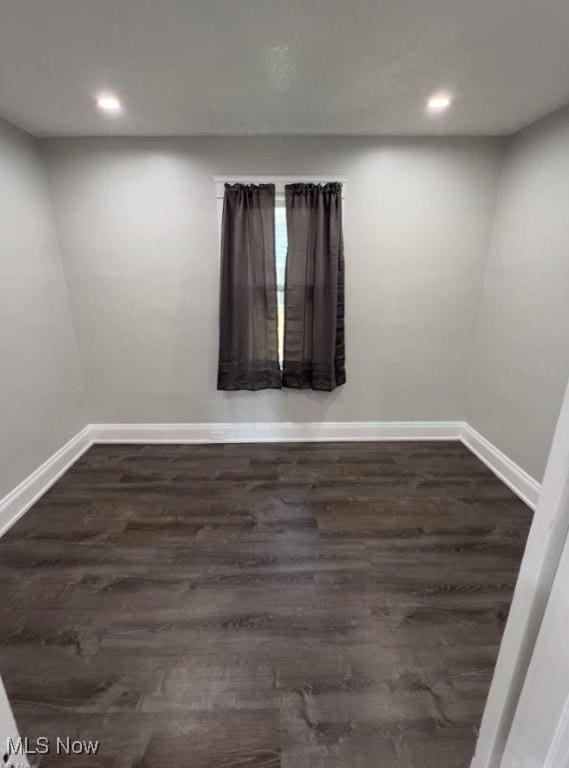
[283,183,346,390]
[217,183,281,390]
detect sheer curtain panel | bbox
[283,183,346,391]
[217,183,281,390]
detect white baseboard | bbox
[90,420,464,444]
[460,424,541,510]
[0,426,92,537]
[0,420,540,538]
[92,421,541,508]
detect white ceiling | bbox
[1,0,569,137]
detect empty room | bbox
[1,2,569,767]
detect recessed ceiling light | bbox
[427,92,452,113]
[96,94,122,113]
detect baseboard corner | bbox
[461,423,541,510]
[0,425,93,537]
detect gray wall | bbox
[43,136,504,425]
[3,121,567,487]
[0,119,87,499]
[468,106,569,481]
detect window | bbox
[215,175,346,369]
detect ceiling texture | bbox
[1,0,569,137]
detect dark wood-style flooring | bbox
[0,441,531,767]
